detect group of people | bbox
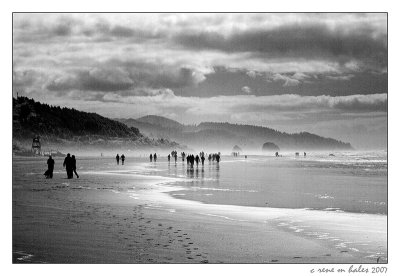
[45,153,79,179]
[168,151,178,162]
[151,151,221,166]
[185,154,206,167]
[63,153,79,179]
[149,153,157,162]
[294,152,307,157]
[208,153,221,162]
[115,154,126,165]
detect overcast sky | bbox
[13,13,387,149]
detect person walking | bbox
[44,155,55,179]
[150,154,153,162]
[121,154,125,165]
[71,155,79,178]
[63,153,73,179]
[116,154,120,165]
[154,153,157,162]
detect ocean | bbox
[13,151,387,215]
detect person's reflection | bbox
[215,162,220,186]
[187,167,194,178]
[195,167,199,178]
[200,167,205,186]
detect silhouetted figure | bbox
[174,153,177,163]
[216,154,220,163]
[121,154,125,165]
[304,152,306,157]
[201,155,205,165]
[44,155,54,178]
[150,154,153,162]
[71,155,79,178]
[295,152,299,157]
[154,153,157,162]
[168,154,171,162]
[63,153,73,179]
[208,154,211,162]
[116,154,120,165]
[275,152,279,157]
[195,155,200,166]
[245,155,247,159]
[190,155,195,167]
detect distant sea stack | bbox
[262,142,280,152]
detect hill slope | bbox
[137,115,183,129]
[13,97,180,153]
[117,116,353,152]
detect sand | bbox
[12,158,387,264]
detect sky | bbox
[12,13,387,149]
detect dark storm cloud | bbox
[104,59,207,89]
[46,67,134,92]
[174,24,387,70]
[45,60,206,94]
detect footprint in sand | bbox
[168,226,173,229]
[271,260,278,262]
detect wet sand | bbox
[12,157,387,263]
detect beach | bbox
[12,153,387,263]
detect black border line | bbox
[11,12,389,265]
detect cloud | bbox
[46,67,134,92]
[268,73,301,86]
[174,23,387,73]
[326,74,355,81]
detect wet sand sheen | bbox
[12,157,387,263]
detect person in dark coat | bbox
[116,154,120,165]
[44,155,55,178]
[71,155,79,178]
[121,154,125,165]
[63,153,73,179]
